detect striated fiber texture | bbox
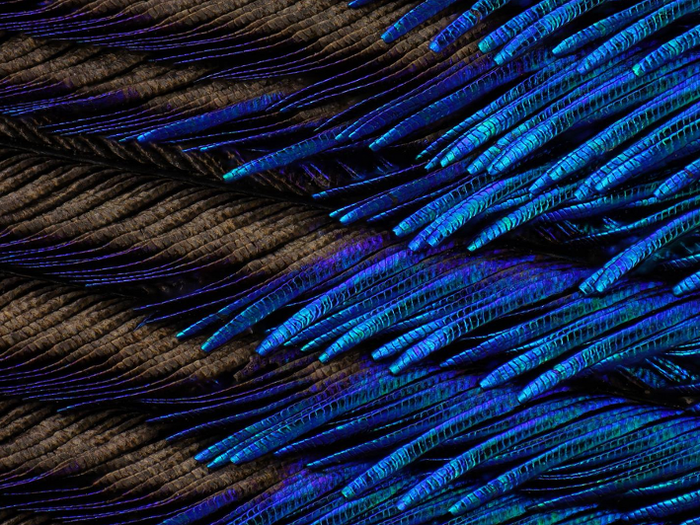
[2,1,700,525]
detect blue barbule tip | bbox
[201,338,219,352]
[223,166,250,181]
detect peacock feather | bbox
[2,1,700,525]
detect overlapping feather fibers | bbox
[3,1,700,525]
[3,1,700,290]
[4,159,700,524]
[3,139,697,401]
[2,273,700,525]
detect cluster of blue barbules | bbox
[155,245,700,524]
[13,0,692,297]
[156,364,700,525]
[162,1,700,522]
[3,0,700,524]
[214,0,700,295]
